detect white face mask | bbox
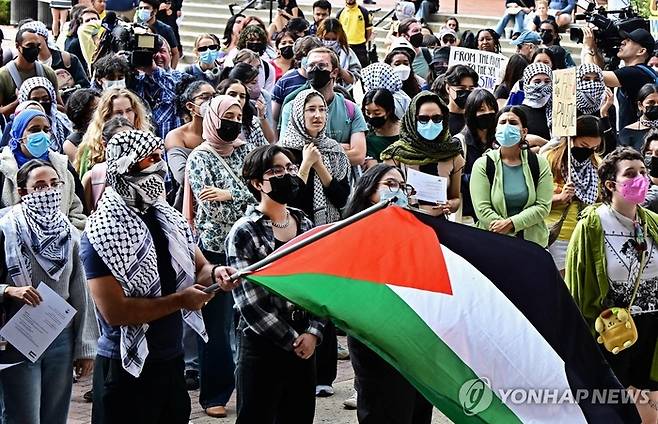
[393,64,411,82]
[102,79,126,90]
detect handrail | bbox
[228,0,258,16]
[373,9,395,28]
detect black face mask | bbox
[644,105,658,121]
[366,115,387,129]
[21,46,40,63]
[246,42,266,55]
[454,89,470,109]
[307,68,332,89]
[218,118,242,142]
[280,45,294,60]
[649,155,658,179]
[409,33,424,48]
[40,101,52,116]
[571,146,594,162]
[433,65,448,77]
[474,112,496,130]
[540,31,554,45]
[265,174,303,204]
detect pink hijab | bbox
[202,94,246,157]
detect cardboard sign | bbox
[448,47,508,92]
[552,68,577,137]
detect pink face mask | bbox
[617,175,650,204]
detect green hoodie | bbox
[469,148,554,247]
[565,204,658,381]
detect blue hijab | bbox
[9,109,50,167]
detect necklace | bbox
[271,210,290,229]
[609,205,646,254]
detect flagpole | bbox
[567,136,572,182]
[203,198,396,293]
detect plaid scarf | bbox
[0,189,74,286]
[279,89,350,225]
[576,64,605,115]
[85,130,207,377]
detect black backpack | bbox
[485,150,539,189]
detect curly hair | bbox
[65,88,100,131]
[237,25,268,50]
[75,88,151,174]
[598,146,644,203]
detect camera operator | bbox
[128,35,181,138]
[582,27,657,129]
[135,0,180,69]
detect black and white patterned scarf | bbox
[576,64,605,115]
[278,89,350,225]
[563,158,599,205]
[0,189,74,286]
[85,130,207,377]
[522,63,553,130]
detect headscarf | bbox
[522,63,553,130]
[380,91,462,166]
[9,109,50,167]
[278,89,350,224]
[576,64,605,115]
[202,95,246,157]
[0,180,75,286]
[18,77,71,152]
[362,62,410,120]
[395,1,416,21]
[86,129,206,377]
[20,21,57,50]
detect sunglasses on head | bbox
[417,114,443,124]
[197,44,219,52]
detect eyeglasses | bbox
[417,114,443,124]
[27,181,64,192]
[197,44,219,52]
[192,93,214,102]
[379,181,415,196]
[264,164,300,179]
[306,63,330,72]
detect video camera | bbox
[94,11,161,68]
[570,1,649,69]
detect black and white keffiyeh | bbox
[17,77,71,152]
[278,89,350,225]
[563,157,599,205]
[86,130,207,377]
[522,63,553,131]
[576,64,605,115]
[362,62,403,93]
[0,189,74,286]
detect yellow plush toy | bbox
[594,308,638,355]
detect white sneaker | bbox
[343,390,357,409]
[316,384,335,397]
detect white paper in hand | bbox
[0,283,76,363]
[406,168,448,204]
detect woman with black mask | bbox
[621,83,658,153]
[642,130,658,213]
[362,88,400,168]
[454,89,499,225]
[438,65,479,135]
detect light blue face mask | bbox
[24,131,51,158]
[322,39,341,53]
[137,9,151,23]
[417,121,443,141]
[199,49,218,65]
[495,124,522,147]
[379,187,409,207]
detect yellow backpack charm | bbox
[594,307,638,355]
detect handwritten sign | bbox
[552,68,577,137]
[448,47,508,92]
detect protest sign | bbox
[552,68,577,137]
[448,47,507,91]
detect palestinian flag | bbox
[245,207,640,423]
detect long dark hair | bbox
[384,50,421,98]
[223,13,245,46]
[464,89,498,147]
[178,80,212,123]
[216,78,255,130]
[343,164,403,217]
[500,54,528,92]
[362,88,398,123]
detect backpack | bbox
[485,150,540,189]
[420,47,432,66]
[336,5,371,42]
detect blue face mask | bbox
[417,121,443,141]
[199,49,218,65]
[379,187,409,207]
[495,124,522,147]
[137,9,151,23]
[24,131,51,157]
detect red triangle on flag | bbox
[254,207,452,295]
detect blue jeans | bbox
[0,327,73,424]
[414,0,437,22]
[196,248,235,409]
[495,11,527,36]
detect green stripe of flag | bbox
[247,273,522,424]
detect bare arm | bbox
[171,47,180,69]
[343,131,366,166]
